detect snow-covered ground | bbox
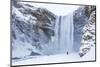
[12,46,95,66]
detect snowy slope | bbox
[12,46,95,66]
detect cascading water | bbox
[54,13,74,54]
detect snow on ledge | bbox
[20,2,80,16]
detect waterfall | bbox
[34,13,74,55]
[54,13,74,54]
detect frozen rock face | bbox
[73,7,88,52]
[79,6,96,57]
[73,6,96,57]
[11,1,56,59]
